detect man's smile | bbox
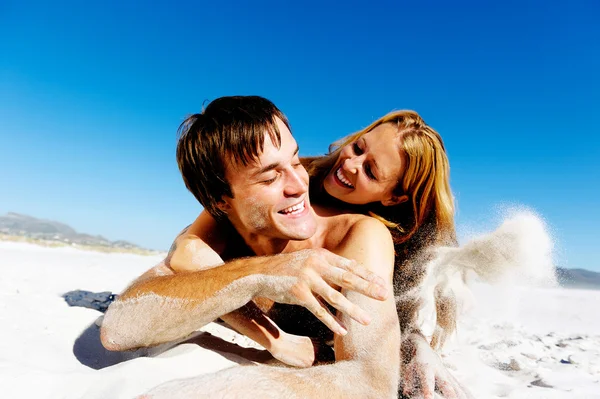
[278,199,308,217]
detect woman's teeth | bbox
[336,167,354,188]
[280,201,305,215]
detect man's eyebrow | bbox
[253,146,300,177]
[253,162,280,177]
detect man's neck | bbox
[242,234,291,256]
[230,210,330,257]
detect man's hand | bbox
[257,248,388,336]
[400,333,473,399]
[268,331,333,368]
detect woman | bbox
[167,109,463,396]
[305,110,457,339]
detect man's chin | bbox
[273,219,317,241]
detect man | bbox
[101,96,400,398]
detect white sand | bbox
[1,240,599,398]
[440,282,600,398]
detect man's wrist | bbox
[228,256,267,298]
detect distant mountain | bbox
[3,212,596,281]
[556,267,600,290]
[0,212,155,253]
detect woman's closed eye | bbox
[352,142,376,180]
[352,142,364,155]
[364,164,376,180]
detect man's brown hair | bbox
[176,96,291,221]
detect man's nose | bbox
[284,168,308,196]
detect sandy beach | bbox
[1,240,599,398]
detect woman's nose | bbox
[343,155,363,175]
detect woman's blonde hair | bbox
[307,110,455,246]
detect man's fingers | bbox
[323,267,388,301]
[346,262,387,289]
[324,252,387,288]
[303,294,347,336]
[311,279,372,325]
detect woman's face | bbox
[323,123,405,205]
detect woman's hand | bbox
[400,333,473,399]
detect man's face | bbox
[220,118,317,242]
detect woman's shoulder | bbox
[349,215,392,240]
[331,211,392,244]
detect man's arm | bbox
[101,237,388,352]
[164,214,328,367]
[100,255,266,350]
[140,217,400,399]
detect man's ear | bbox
[382,194,408,207]
[216,198,232,214]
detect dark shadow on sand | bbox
[73,319,151,369]
[179,331,275,365]
[73,318,275,370]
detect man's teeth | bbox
[281,201,305,215]
[336,167,354,188]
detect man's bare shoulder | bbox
[186,211,227,254]
[169,211,253,272]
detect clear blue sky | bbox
[1,1,598,270]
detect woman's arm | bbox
[394,240,472,398]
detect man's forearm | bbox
[219,301,279,351]
[143,292,400,399]
[101,257,266,351]
[143,359,394,399]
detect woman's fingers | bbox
[417,365,436,399]
[401,363,417,397]
[435,376,458,399]
[443,375,472,399]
